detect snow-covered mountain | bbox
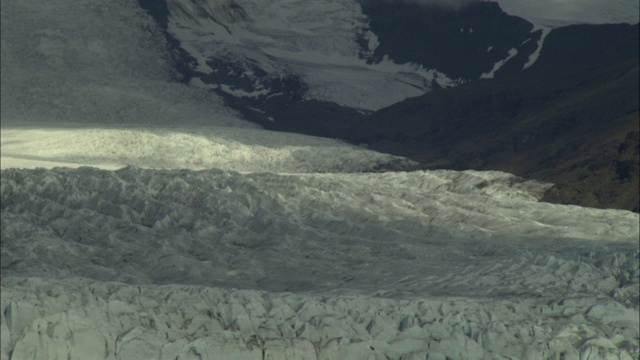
[149,0,453,111]
[1,0,639,359]
[140,0,639,113]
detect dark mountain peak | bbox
[523,23,640,78]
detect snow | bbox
[166,0,456,110]
[2,163,639,359]
[1,0,639,359]
[167,0,640,106]
[480,48,518,79]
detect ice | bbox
[166,0,456,110]
[1,0,639,359]
[2,164,638,358]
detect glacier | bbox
[163,0,457,110]
[1,0,639,359]
[2,164,638,359]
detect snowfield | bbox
[1,0,639,359]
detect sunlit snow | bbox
[1,1,639,359]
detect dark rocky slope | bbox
[271,18,639,211]
[357,0,536,80]
[348,58,639,212]
[226,21,640,212]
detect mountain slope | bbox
[134,1,639,212]
[2,1,640,358]
[349,58,639,212]
[358,0,536,80]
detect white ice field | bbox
[1,1,639,359]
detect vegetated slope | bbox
[346,24,639,212]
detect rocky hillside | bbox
[347,34,639,211]
[364,62,638,211]
[255,21,640,212]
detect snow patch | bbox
[480,48,518,79]
[523,26,552,69]
[2,1,639,359]
[2,166,638,359]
